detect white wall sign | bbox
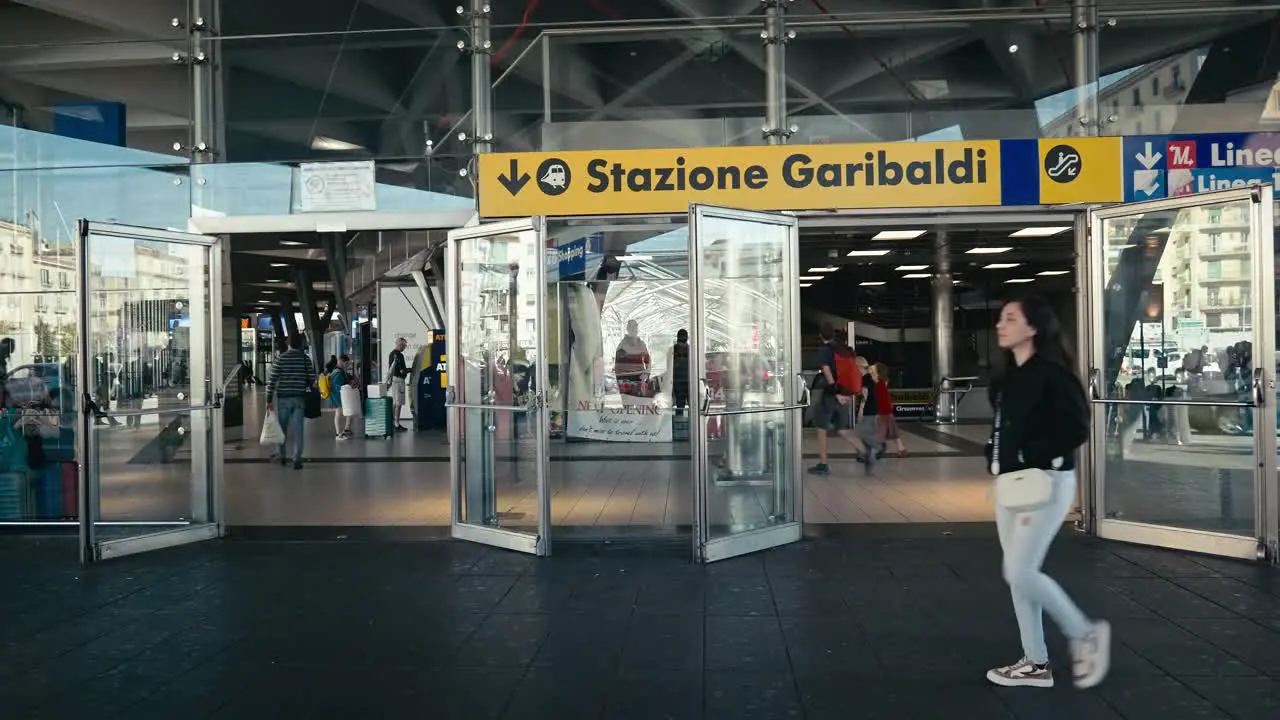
[298,161,376,213]
[567,400,673,443]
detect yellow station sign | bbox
[479,141,1003,217]
[477,137,1124,218]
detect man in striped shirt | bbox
[267,334,317,469]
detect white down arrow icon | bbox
[1135,141,1162,169]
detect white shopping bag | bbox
[340,386,361,417]
[259,410,286,445]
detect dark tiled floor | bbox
[2,532,1280,719]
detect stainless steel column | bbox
[186,1,223,159]
[762,0,792,146]
[467,0,493,154]
[931,230,955,421]
[1071,0,1100,137]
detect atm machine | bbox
[415,330,447,430]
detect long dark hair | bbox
[990,295,1077,398]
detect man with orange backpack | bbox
[809,324,874,475]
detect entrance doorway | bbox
[445,205,807,562]
[75,222,225,564]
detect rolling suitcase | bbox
[364,397,394,439]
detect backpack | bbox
[833,348,862,395]
[318,372,333,400]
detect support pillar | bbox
[182,1,223,161]
[1071,0,1100,137]
[293,268,323,371]
[321,233,351,327]
[931,230,955,421]
[761,0,794,145]
[410,270,444,329]
[459,1,493,156]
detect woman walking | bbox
[985,295,1110,690]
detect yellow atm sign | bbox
[477,137,1123,218]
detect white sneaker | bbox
[1071,620,1111,689]
[986,657,1054,688]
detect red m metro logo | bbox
[1167,140,1196,169]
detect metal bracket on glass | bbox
[1088,368,1102,400]
[1253,368,1266,407]
[699,378,711,414]
[445,388,457,405]
[212,391,223,410]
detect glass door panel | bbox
[446,218,549,555]
[77,221,223,563]
[1089,187,1275,560]
[689,204,803,563]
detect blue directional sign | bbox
[1122,133,1280,202]
[551,233,602,281]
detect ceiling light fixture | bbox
[847,249,891,257]
[984,263,1022,269]
[266,279,284,283]
[799,275,824,281]
[966,247,1013,254]
[280,240,306,247]
[1037,270,1070,276]
[1010,226,1072,238]
[872,230,926,241]
[617,255,652,262]
[800,283,813,288]
[808,266,839,273]
[895,265,928,271]
[310,135,366,152]
[901,273,932,279]
[1005,278,1034,284]
[859,281,886,286]
[270,262,289,267]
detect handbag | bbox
[304,389,322,419]
[991,395,1054,512]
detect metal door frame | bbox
[688,203,805,563]
[1085,186,1277,561]
[445,216,551,556]
[76,221,225,565]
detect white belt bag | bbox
[991,396,1054,512]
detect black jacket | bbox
[985,354,1089,474]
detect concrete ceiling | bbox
[1,0,1275,162]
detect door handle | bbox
[1088,368,1102,400]
[796,373,810,406]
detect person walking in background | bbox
[387,337,410,432]
[808,324,868,475]
[872,362,908,458]
[850,354,885,473]
[267,334,316,470]
[328,354,353,439]
[984,295,1110,690]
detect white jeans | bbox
[995,469,1092,665]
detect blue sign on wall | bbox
[554,233,602,280]
[52,102,126,147]
[1122,133,1280,202]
